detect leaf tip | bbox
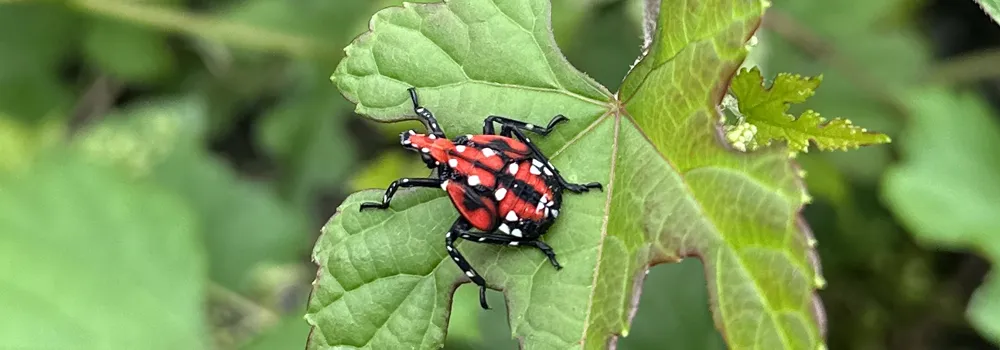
[814,274,827,289]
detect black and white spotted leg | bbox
[359,178,442,211]
[500,126,603,193]
[408,88,445,137]
[482,114,568,136]
[445,219,491,309]
[457,231,562,270]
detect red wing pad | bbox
[445,180,498,231]
[468,135,531,160]
[443,155,497,189]
[498,160,555,223]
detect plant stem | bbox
[927,47,1000,85]
[67,0,339,59]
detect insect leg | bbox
[359,178,443,211]
[458,232,562,270]
[501,127,603,193]
[408,87,445,137]
[445,219,491,309]
[483,114,569,136]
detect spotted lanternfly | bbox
[360,88,603,309]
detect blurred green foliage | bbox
[0,0,998,349]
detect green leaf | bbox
[728,66,891,153]
[348,150,430,192]
[257,66,358,205]
[882,88,1000,345]
[0,2,78,122]
[240,317,311,350]
[0,151,208,349]
[75,97,310,292]
[974,0,1000,25]
[0,116,62,172]
[308,0,826,349]
[83,19,177,83]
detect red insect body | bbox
[406,132,556,232]
[361,88,602,310]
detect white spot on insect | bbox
[462,234,470,238]
[431,123,438,129]
[494,188,507,200]
[402,139,411,145]
[456,145,466,153]
[465,134,473,139]
[402,179,409,183]
[499,223,510,234]
[478,237,486,242]
[446,231,453,238]
[508,163,519,175]
[532,159,544,167]
[383,195,388,202]
[530,166,542,175]
[441,180,449,191]
[465,271,475,277]
[467,175,481,186]
[551,209,559,217]
[454,257,459,261]
[505,211,518,222]
[481,148,496,157]
[543,167,553,176]
[416,107,426,113]
[509,241,519,246]
[511,229,523,237]
[536,201,545,213]
[448,159,458,168]
[429,134,437,140]
[421,147,430,153]
[540,195,548,204]
[525,124,534,129]
[408,130,416,135]
[446,245,453,251]
[546,199,554,207]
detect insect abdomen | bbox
[496,159,559,227]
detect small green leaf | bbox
[974,0,1000,25]
[882,88,1000,345]
[728,66,891,153]
[0,151,208,349]
[308,0,827,349]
